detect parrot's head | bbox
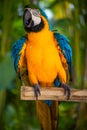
[23,7,48,32]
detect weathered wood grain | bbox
[21,86,87,102]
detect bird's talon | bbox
[33,84,41,99]
[61,83,70,100]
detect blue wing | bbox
[54,33,72,75]
[53,33,72,88]
[12,36,26,72]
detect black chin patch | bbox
[24,19,44,32]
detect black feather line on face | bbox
[24,19,44,32]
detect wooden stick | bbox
[21,86,87,102]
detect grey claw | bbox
[61,83,70,100]
[33,84,41,99]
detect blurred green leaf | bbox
[4,104,19,130]
[55,18,72,27]
[0,90,6,117]
[0,53,16,89]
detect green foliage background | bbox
[0,0,87,130]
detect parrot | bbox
[12,5,72,130]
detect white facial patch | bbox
[32,14,41,26]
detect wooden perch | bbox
[21,86,87,102]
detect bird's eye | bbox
[32,10,40,17]
[35,9,40,14]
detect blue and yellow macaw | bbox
[12,5,72,130]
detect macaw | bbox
[12,5,72,130]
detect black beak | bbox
[23,9,34,28]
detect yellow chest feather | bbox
[26,30,62,83]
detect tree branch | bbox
[21,86,87,102]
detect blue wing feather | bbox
[54,33,72,74]
[12,36,26,72]
[53,33,72,88]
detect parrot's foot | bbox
[61,83,70,99]
[33,84,41,100]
